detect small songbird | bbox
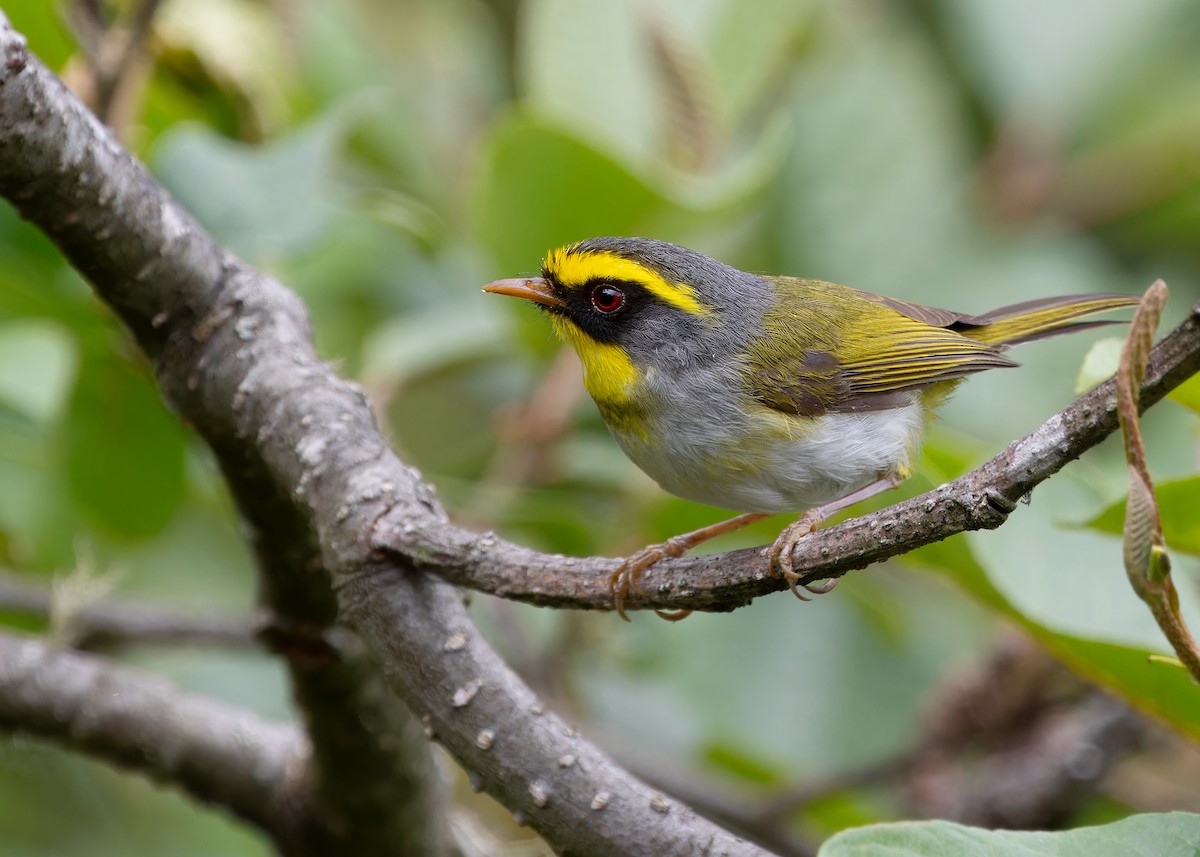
[484,237,1136,619]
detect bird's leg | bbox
[769,474,905,601]
[610,512,771,621]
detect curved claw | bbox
[607,513,770,621]
[610,535,705,621]
[781,572,837,601]
[802,577,838,595]
[781,570,812,602]
[764,476,903,604]
[609,570,631,621]
[767,513,821,576]
[609,546,669,621]
[768,511,838,602]
[609,559,641,622]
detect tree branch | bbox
[905,633,1143,828]
[0,17,768,855]
[65,0,166,127]
[0,17,449,856]
[0,631,314,850]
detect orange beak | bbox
[482,277,564,310]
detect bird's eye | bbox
[589,284,625,315]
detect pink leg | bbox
[768,475,904,601]
[610,512,770,621]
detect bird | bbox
[483,237,1137,620]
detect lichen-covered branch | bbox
[0,16,447,856]
[0,16,768,856]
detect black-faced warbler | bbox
[484,237,1137,620]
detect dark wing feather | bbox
[851,289,989,329]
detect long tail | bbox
[959,294,1140,348]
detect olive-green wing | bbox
[745,279,1017,416]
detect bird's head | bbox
[484,237,764,406]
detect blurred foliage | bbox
[1088,476,1200,558]
[820,811,1200,856]
[2,0,1200,853]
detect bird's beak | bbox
[482,277,564,310]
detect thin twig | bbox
[92,0,165,123]
[61,0,106,57]
[0,572,256,650]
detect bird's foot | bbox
[767,512,837,602]
[607,512,769,621]
[609,533,699,622]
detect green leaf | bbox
[769,17,975,294]
[360,302,509,392]
[64,351,186,538]
[470,112,665,273]
[707,0,817,124]
[1074,337,1124,393]
[701,742,782,786]
[0,210,97,325]
[152,113,350,263]
[819,812,1200,856]
[910,538,1200,741]
[940,4,1180,131]
[0,321,77,425]
[154,0,290,138]
[520,0,793,205]
[521,0,667,170]
[0,1,76,69]
[1168,372,1200,415]
[1085,475,1200,557]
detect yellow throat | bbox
[541,244,711,408]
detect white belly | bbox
[614,404,925,514]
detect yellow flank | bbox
[545,245,711,319]
[549,314,639,405]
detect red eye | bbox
[590,284,625,315]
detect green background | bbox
[2,0,1200,853]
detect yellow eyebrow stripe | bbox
[545,247,711,318]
